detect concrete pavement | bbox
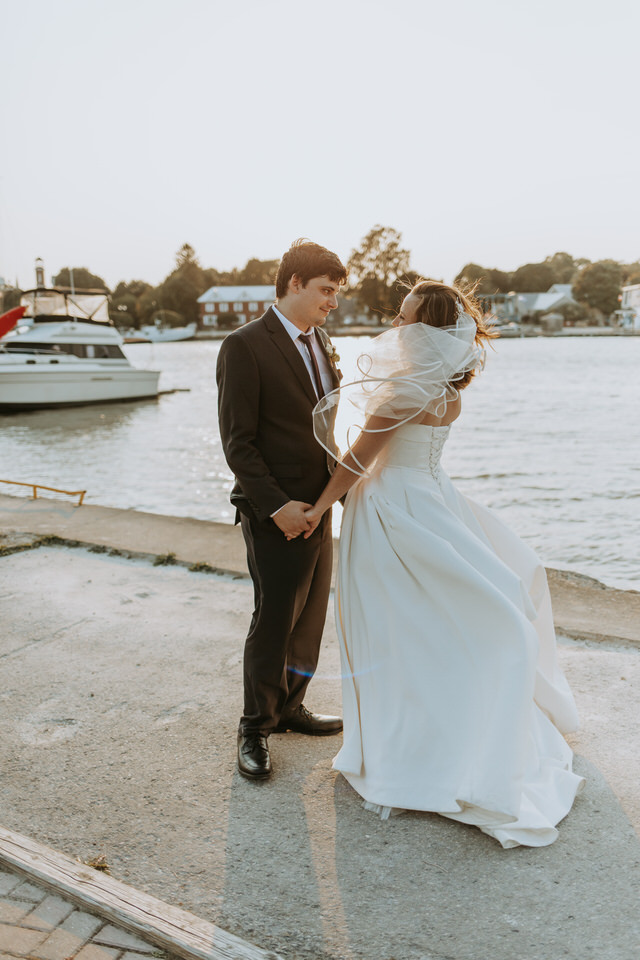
[1,492,638,647]
[1,493,639,959]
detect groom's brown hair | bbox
[275,239,347,299]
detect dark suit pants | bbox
[239,510,333,735]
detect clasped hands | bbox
[272,500,323,541]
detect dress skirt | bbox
[332,423,584,848]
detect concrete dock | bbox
[1,492,639,960]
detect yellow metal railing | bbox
[0,479,86,506]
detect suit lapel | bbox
[263,307,318,406]
[315,326,342,389]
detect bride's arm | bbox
[303,416,395,538]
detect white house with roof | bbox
[533,283,575,312]
[513,284,576,318]
[617,283,640,329]
[482,284,576,323]
[197,285,276,328]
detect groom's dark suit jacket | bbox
[216,306,340,523]
[216,306,342,733]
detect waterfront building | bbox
[617,284,640,330]
[197,285,275,328]
[480,284,576,325]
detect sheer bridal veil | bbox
[313,308,484,476]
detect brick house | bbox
[197,285,276,329]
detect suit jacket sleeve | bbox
[216,333,289,521]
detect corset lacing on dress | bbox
[378,423,450,484]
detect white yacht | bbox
[0,288,160,411]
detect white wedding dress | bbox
[333,422,585,848]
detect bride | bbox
[303,279,584,849]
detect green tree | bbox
[0,286,23,311]
[52,267,109,292]
[109,280,153,327]
[456,263,488,290]
[454,263,512,293]
[348,225,411,320]
[157,272,203,324]
[112,279,151,301]
[109,293,138,327]
[202,266,238,287]
[136,286,163,326]
[544,252,578,285]
[176,243,198,267]
[510,262,555,292]
[146,244,213,325]
[572,260,623,317]
[622,261,640,285]
[237,258,279,285]
[488,269,513,292]
[556,301,589,325]
[172,243,208,289]
[149,308,185,328]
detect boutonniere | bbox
[317,329,340,364]
[316,329,343,380]
[325,342,340,365]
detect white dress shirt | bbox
[269,305,334,518]
[272,305,334,398]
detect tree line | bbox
[455,252,640,319]
[4,228,638,326]
[58,244,279,329]
[0,244,279,329]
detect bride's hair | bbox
[409,279,497,389]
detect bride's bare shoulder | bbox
[413,393,462,427]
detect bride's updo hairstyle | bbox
[409,279,496,389]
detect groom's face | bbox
[292,274,340,328]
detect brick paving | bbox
[0,867,176,960]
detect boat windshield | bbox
[20,289,110,323]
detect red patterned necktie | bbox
[298,332,325,399]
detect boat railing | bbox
[0,479,86,506]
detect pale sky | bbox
[1,0,638,291]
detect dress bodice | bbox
[377,422,451,479]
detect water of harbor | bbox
[1,335,638,591]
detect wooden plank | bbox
[0,826,281,960]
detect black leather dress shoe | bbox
[274,704,343,736]
[237,732,272,780]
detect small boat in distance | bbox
[138,321,197,342]
[0,287,160,411]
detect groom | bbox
[216,239,347,780]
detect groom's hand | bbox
[272,501,313,539]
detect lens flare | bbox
[287,663,381,681]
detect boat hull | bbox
[0,364,160,411]
[0,291,162,411]
[139,323,197,342]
